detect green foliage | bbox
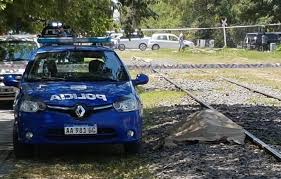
[0,0,113,35]
[141,0,281,47]
[276,44,281,51]
[119,0,157,36]
[0,0,12,10]
[141,1,182,29]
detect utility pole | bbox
[221,18,227,48]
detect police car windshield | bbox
[0,41,37,61]
[27,51,129,82]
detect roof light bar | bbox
[37,37,111,44]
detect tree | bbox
[0,0,12,10]
[0,0,113,36]
[119,0,157,36]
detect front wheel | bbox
[13,128,33,158]
[124,141,142,154]
[152,44,160,50]
[139,43,147,51]
[118,44,126,51]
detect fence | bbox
[142,23,281,48]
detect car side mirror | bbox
[132,74,149,86]
[3,75,20,88]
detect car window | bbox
[0,41,37,61]
[157,35,168,40]
[267,34,278,40]
[169,35,178,41]
[27,51,129,82]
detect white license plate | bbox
[64,125,97,135]
[0,87,14,93]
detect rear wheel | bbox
[118,44,126,51]
[124,141,142,154]
[139,43,147,51]
[13,128,33,158]
[152,44,160,50]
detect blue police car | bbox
[4,37,149,157]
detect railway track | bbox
[151,68,281,161]
[198,69,281,102]
[126,62,281,70]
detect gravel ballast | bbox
[139,68,281,178]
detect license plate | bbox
[0,87,14,93]
[64,125,97,135]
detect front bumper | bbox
[0,84,16,101]
[15,108,142,144]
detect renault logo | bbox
[75,105,86,118]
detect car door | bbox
[119,35,139,49]
[130,35,142,49]
[168,35,179,48]
[155,35,168,48]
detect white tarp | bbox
[165,109,245,147]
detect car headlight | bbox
[20,100,46,112]
[113,96,139,112]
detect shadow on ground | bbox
[2,103,281,178]
[142,103,281,178]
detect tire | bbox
[13,128,33,158]
[139,43,147,51]
[124,141,142,154]
[118,44,126,51]
[152,44,160,50]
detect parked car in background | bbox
[0,35,39,101]
[148,33,194,50]
[244,32,280,50]
[110,32,123,39]
[113,33,150,51]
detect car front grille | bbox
[0,86,16,98]
[0,93,15,98]
[47,104,113,119]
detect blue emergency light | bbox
[37,37,111,44]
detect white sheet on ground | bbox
[165,109,245,147]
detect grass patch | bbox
[6,155,153,179]
[140,90,186,108]
[211,69,281,92]
[118,48,281,64]
[168,69,281,92]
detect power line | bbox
[142,23,281,31]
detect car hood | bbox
[21,81,134,107]
[0,61,28,75]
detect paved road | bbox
[0,109,13,151]
[0,102,14,177]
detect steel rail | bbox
[198,69,281,102]
[221,77,281,102]
[152,68,281,161]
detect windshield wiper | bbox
[29,76,66,82]
[4,58,28,61]
[13,58,28,61]
[67,77,118,82]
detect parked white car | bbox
[148,33,194,50]
[113,34,150,51]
